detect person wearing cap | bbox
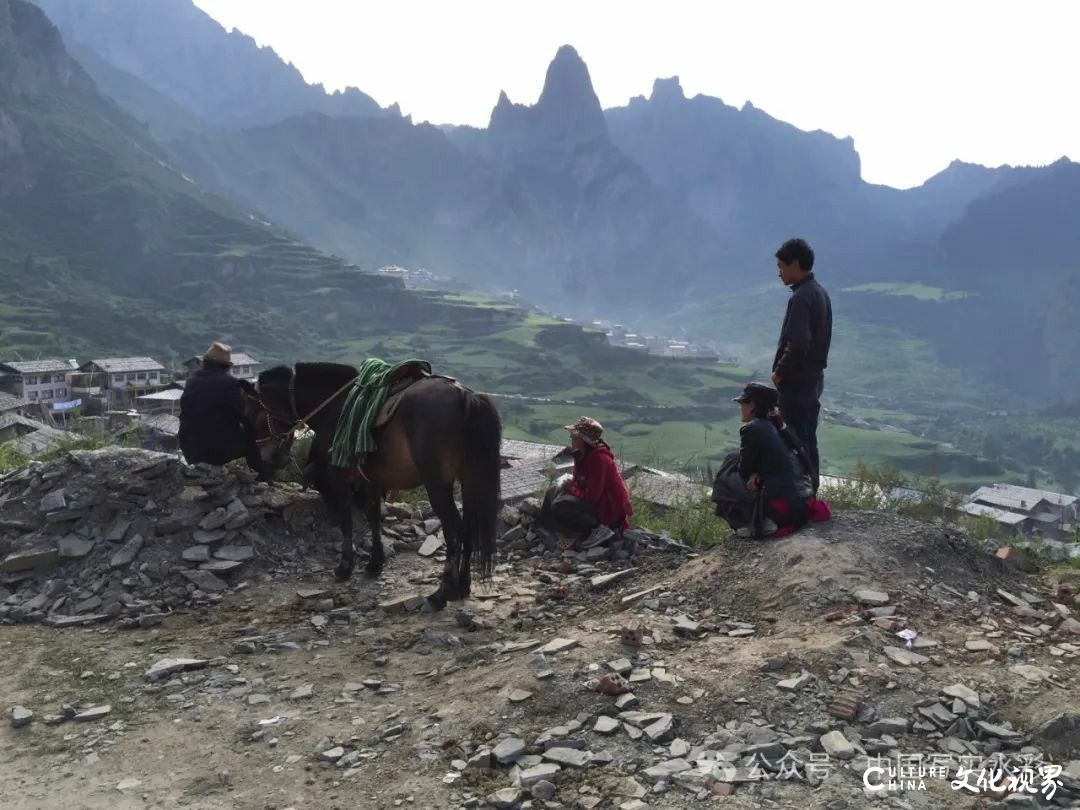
[537,416,633,544]
[718,382,831,538]
[179,342,265,477]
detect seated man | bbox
[179,342,267,479]
[713,382,830,538]
[537,417,632,546]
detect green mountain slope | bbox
[0,0,411,358]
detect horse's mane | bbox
[258,362,359,390]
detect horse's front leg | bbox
[364,492,385,578]
[331,476,355,582]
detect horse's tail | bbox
[460,389,502,581]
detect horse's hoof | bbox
[363,563,382,579]
[426,592,448,612]
[334,563,354,582]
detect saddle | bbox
[373,361,431,429]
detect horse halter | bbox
[251,366,357,445]
[247,390,299,446]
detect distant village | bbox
[0,352,260,458]
[378,265,730,362]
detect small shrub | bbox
[626,471,730,547]
[822,461,962,524]
[0,443,29,472]
[958,513,1006,542]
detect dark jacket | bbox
[773,273,832,384]
[564,443,633,531]
[739,417,813,502]
[179,367,250,465]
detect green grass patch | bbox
[841,282,972,301]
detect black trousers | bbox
[537,487,600,537]
[779,376,824,476]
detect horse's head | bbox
[244,369,298,471]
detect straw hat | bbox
[202,341,233,367]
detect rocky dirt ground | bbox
[3,450,1080,809]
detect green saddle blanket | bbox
[330,358,430,468]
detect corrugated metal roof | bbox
[0,359,73,374]
[87,357,166,373]
[231,353,259,367]
[136,389,183,401]
[961,502,1029,526]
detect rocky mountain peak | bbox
[650,76,685,104]
[0,0,85,98]
[489,44,608,150]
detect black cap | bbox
[733,382,779,409]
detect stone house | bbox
[967,483,1078,539]
[182,352,261,381]
[0,359,75,406]
[76,358,166,408]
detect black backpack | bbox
[710,452,765,533]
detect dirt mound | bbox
[681,511,1029,618]
[0,449,406,627]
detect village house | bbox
[0,391,25,417]
[0,359,76,406]
[75,357,167,408]
[0,412,82,457]
[182,351,261,381]
[964,483,1078,539]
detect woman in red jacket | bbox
[537,417,633,545]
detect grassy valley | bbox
[287,291,1019,485]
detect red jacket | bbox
[564,444,632,531]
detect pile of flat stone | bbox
[497,498,689,565]
[0,448,425,627]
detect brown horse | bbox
[249,363,502,610]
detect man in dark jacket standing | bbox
[770,238,832,478]
[179,342,265,478]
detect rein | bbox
[253,368,358,444]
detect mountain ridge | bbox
[32,0,398,130]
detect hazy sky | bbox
[192,0,1078,189]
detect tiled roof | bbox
[988,484,1076,508]
[0,414,81,456]
[625,469,707,508]
[88,357,165,373]
[500,458,552,503]
[961,502,1029,526]
[0,359,73,374]
[0,392,24,412]
[141,414,180,436]
[501,438,566,462]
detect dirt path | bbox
[3,512,1080,809]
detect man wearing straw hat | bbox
[179,341,263,476]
